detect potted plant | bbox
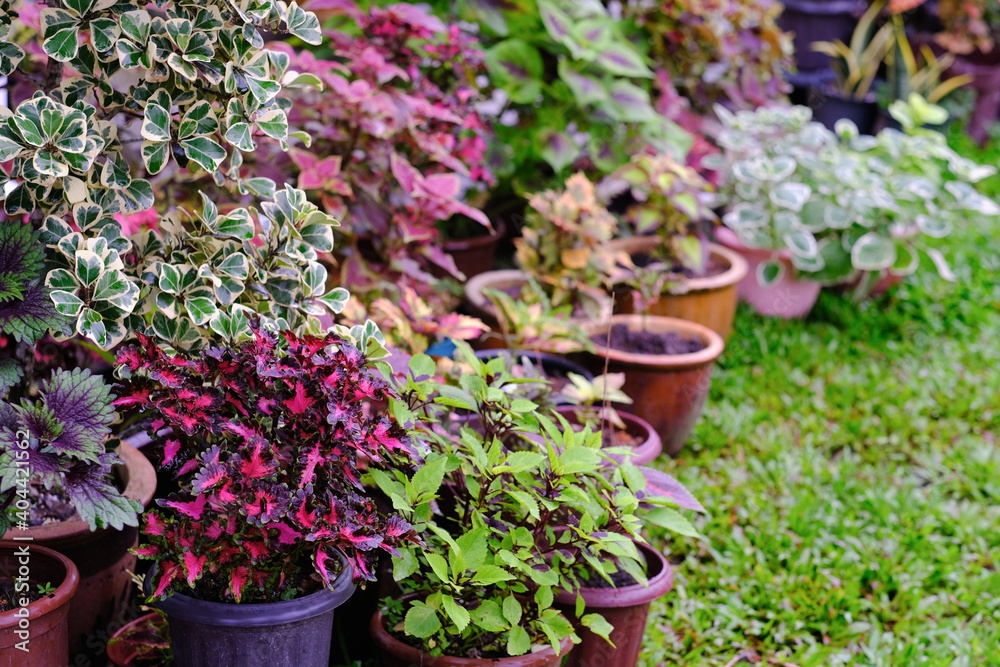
[778,0,869,73]
[934,0,1000,142]
[0,218,150,659]
[1,542,80,666]
[106,611,171,667]
[602,152,749,340]
[368,345,701,666]
[467,174,621,330]
[114,320,417,667]
[811,0,896,133]
[556,373,663,465]
[818,112,999,299]
[707,105,841,317]
[479,279,595,356]
[251,1,496,327]
[628,0,793,110]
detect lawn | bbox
[643,136,1000,666]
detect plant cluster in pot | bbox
[0,542,80,667]
[252,1,496,328]
[466,173,622,338]
[556,373,663,466]
[369,344,703,667]
[114,321,418,667]
[709,104,1000,310]
[602,152,748,340]
[0,221,148,661]
[808,0,899,135]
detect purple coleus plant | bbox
[252,1,494,324]
[114,322,418,603]
[0,219,137,533]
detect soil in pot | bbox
[152,551,355,667]
[581,315,724,456]
[594,325,706,356]
[370,603,572,667]
[1,542,80,667]
[630,252,728,279]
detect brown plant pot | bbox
[581,316,724,456]
[1,442,157,659]
[608,237,748,340]
[554,406,662,465]
[554,541,673,667]
[444,219,506,282]
[0,541,80,667]
[106,612,168,667]
[369,606,573,667]
[464,270,614,349]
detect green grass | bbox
[642,145,1000,665]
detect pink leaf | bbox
[283,381,315,414]
[163,439,181,465]
[182,551,207,586]
[164,494,207,520]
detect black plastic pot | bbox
[151,553,355,667]
[811,90,878,134]
[778,0,867,72]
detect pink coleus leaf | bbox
[164,494,208,519]
[182,551,207,587]
[283,381,315,414]
[230,566,250,602]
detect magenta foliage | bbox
[115,323,417,603]
[256,2,494,313]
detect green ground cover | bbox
[644,134,1000,666]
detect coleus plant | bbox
[426,0,692,191]
[515,173,628,320]
[628,0,792,111]
[115,321,417,602]
[248,1,494,325]
[0,219,138,533]
[372,345,703,657]
[0,0,328,349]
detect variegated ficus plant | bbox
[0,0,341,351]
[115,321,417,602]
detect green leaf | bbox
[408,454,448,503]
[470,599,507,632]
[141,103,172,142]
[118,10,151,43]
[90,18,120,53]
[581,613,616,645]
[441,596,471,633]
[594,43,653,78]
[184,296,218,326]
[470,564,515,585]
[644,507,700,537]
[212,209,255,240]
[503,594,522,626]
[507,625,531,656]
[41,9,80,62]
[403,602,442,640]
[256,109,288,141]
[180,137,226,172]
[286,4,322,45]
[225,122,255,152]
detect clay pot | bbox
[0,541,80,667]
[555,406,662,465]
[714,227,821,318]
[464,270,613,347]
[1,442,156,660]
[444,219,506,281]
[581,315,724,456]
[607,237,748,340]
[152,551,356,667]
[106,612,168,667]
[554,542,674,667]
[369,606,573,667]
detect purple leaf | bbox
[39,368,116,462]
[640,466,705,512]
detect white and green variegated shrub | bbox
[709,104,999,297]
[0,0,347,349]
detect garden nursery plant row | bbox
[0,0,998,666]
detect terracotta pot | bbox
[0,541,80,667]
[444,219,506,281]
[106,612,168,667]
[464,270,613,347]
[608,237,748,340]
[370,606,573,667]
[553,542,674,667]
[0,442,156,661]
[555,406,662,465]
[714,227,821,318]
[581,316,724,456]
